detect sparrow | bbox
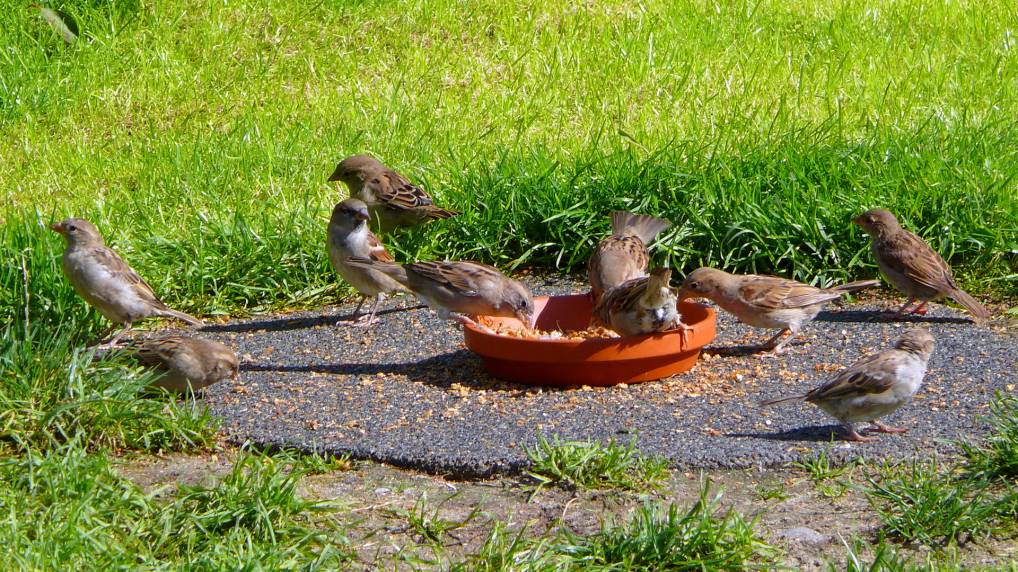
[677,267,880,355]
[125,335,239,393]
[51,218,202,346]
[343,258,534,328]
[327,198,408,326]
[759,328,935,442]
[588,211,671,301]
[328,154,457,234]
[853,208,990,322]
[593,267,689,337]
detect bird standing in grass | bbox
[594,267,689,337]
[853,208,990,323]
[588,211,671,301]
[677,267,880,355]
[759,328,935,442]
[52,218,202,346]
[126,335,239,393]
[328,154,457,234]
[343,258,534,329]
[327,198,408,326]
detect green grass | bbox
[553,481,776,570]
[1,0,1015,330]
[960,393,1018,482]
[525,434,670,494]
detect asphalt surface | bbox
[193,275,1016,478]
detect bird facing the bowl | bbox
[759,328,935,441]
[344,258,534,329]
[327,198,408,326]
[588,211,671,302]
[853,208,989,322]
[677,267,879,355]
[594,267,688,338]
[328,154,457,234]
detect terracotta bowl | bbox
[463,294,716,386]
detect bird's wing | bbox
[737,276,842,309]
[365,169,435,211]
[886,230,958,291]
[405,261,496,297]
[805,353,899,402]
[90,246,164,305]
[366,231,395,263]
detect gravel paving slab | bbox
[196,275,1016,478]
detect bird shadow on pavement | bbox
[200,304,428,333]
[728,425,845,443]
[816,309,972,325]
[240,349,557,394]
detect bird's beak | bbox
[327,166,343,182]
[50,222,64,234]
[232,368,240,381]
[517,311,535,329]
[851,215,863,227]
[355,210,370,222]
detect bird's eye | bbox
[688,281,700,290]
[67,225,77,232]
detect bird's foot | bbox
[844,429,879,442]
[867,422,909,434]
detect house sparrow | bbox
[588,211,671,301]
[51,218,202,346]
[853,208,990,322]
[328,154,457,234]
[759,328,935,442]
[327,198,408,326]
[593,267,689,338]
[343,258,534,328]
[125,335,239,393]
[677,267,880,355]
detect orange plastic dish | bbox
[463,294,717,386]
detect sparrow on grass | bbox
[125,335,239,393]
[52,218,202,346]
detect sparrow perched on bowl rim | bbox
[593,267,691,339]
[588,211,671,302]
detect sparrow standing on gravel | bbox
[853,208,990,322]
[677,267,880,355]
[759,328,935,442]
[594,267,689,338]
[588,211,671,301]
[328,154,457,234]
[344,258,534,328]
[327,198,408,326]
[52,218,202,346]
[125,335,239,393]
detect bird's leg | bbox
[453,314,495,334]
[867,420,909,434]
[673,319,695,347]
[93,322,133,348]
[889,297,918,318]
[336,296,368,326]
[842,422,878,442]
[758,328,791,358]
[354,296,382,327]
[911,301,928,315]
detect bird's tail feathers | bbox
[757,394,805,408]
[424,205,457,219]
[158,308,203,326]
[610,211,671,244]
[831,279,881,294]
[950,288,990,323]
